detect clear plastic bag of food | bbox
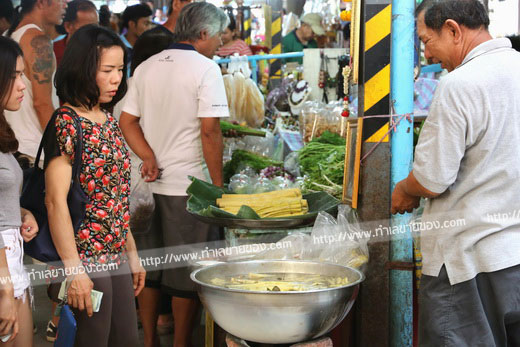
[242,130,275,158]
[300,101,350,142]
[300,101,322,143]
[228,173,253,194]
[253,232,312,261]
[283,151,301,177]
[252,176,275,194]
[271,176,293,190]
[129,166,155,235]
[310,206,369,271]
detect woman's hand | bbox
[20,209,38,242]
[0,286,18,341]
[67,271,94,317]
[128,256,146,297]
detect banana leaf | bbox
[186,176,339,221]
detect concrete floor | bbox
[31,279,206,347]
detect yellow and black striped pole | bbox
[242,6,252,45]
[362,3,392,142]
[269,11,282,78]
[265,0,282,78]
[354,1,393,345]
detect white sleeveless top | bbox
[4,24,59,158]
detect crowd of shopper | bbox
[2,0,519,346]
[0,0,229,346]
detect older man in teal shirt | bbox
[282,13,324,63]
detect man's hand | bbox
[67,272,94,317]
[140,157,160,182]
[119,112,160,182]
[391,180,421,214]
[20,210,38,242]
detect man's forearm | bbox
[119,113,155,161]
[201,131,223,187]
[401,171,440,199]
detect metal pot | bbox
[191,260,364,343]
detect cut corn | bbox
[217,189,308,218]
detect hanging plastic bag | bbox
[317,205,369,271]
[129,158,155,235]
[253,232,312,261]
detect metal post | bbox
[268,0,283,78]
[390,0,415,346]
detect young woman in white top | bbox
[0,36,39,347]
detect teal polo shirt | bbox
[281,30,318,64]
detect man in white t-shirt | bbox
[5,0,64,163]
[119,3,229,346]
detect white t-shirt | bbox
[122,43,229,196]
[4,24,59,158]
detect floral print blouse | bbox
[51,107,131,265]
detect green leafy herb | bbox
[298,133,346,198]
[223,150,283,182]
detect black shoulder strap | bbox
[34,106,84,182]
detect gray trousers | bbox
[49,262,139,347]
[134,194,216,298]
[419,264,520,347]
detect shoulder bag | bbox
[21,106,88,263]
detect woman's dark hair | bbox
[130,28,175,75]
[226,11,236,31]
[7,0,38,37]
[0,36,23,153]
[55,24,128,110]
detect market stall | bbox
[181,0,424,344]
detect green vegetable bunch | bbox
[223,149,283,182]
[298,132,346,198]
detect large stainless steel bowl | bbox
[191,260,364,344]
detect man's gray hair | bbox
[416,0,489,31]
[174,2,229,42]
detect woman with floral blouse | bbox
[44,25,145,347]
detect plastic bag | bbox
[129,168,155,235]
[316,205,369,270]
[223,69,265,127]
[228,173,253,194]
[253,232,312,260]
[300,101,347,142]
[242,130,275,157]
[223,74,235,120]
[284,151,300,177]
[252,205,369,271]
[244,78,265,127]
[265,77,295,114]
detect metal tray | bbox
[188,210,318,230]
